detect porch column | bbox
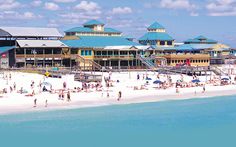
[43,49,45,67]
[52,49,54,67]
[24,48,26,68]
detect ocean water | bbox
[1,95,236,147]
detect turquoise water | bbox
[1,95,236,147]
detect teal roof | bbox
[176,44,215,51]
[83,20,104,26]
[0,46,15,54]
[184,36,217,44]
[65,27,121,33]
[139,32,173,41]
[148,22,165,29]
[195,35,208,40]
[62,36,140,48]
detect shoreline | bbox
[1,88,236,116]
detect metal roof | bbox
[139,32,173,41]
[65,27,121,33]
[0,27,62,37]
[184,35,217,44]
[0,46,15,54]
[62,36,140,48]
[148,22,165,29]
[83,20,104,26]
[17,40,67,48]
[103,45,150,50]
[175,44,215,51]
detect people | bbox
[202,85,206,93]
[137,74,140,80]
[45,99,48,107]
[43,86,47,92]
[67,91,71,102]
[117,91,122,101]
[63,81,67,89]
[33,98,37,107]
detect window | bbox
[108,51,113,55]
[96,51,101,55]
[167,41,172,45]
[81,50,85,56]
[85,50,89,56]
[71,49,78,54]
[160,41,165,45]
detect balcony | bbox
[94,55,135,60]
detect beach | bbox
[0,70,236,115]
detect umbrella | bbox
[153,80,163,84]
[146,77,152,81]
[192,79,200,83]
[221,78,229,81]
[42,82,52,86]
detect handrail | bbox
[76,55,102,71]
[136,54,156,70]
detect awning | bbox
[17,40,67,48]
[0,46,15,54]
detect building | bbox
[138,22,211,67]
[0,27,69,68]
[62,20,150,69]
[138,21,175,55]
[181,36,230,64]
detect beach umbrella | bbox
[146,77,152,81]
[153,80,163,84]
[192,79,200,83]
[221,78,229,81]
[42,82,52,86]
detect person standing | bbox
[67,91,71,102]
[45,99,48,107]
[137,74,140,80]
[63,81,67,89]
[13,82,16,91]
[202,85,206,93]
[34,98,37,107]
[117,91,122,101]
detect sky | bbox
[0,0,236,47]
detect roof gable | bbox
[83,20,104,26]
[148,22,165,29]
[62,36,140,48]
[0,27,62,37]
[139,32,173,41]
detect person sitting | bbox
[43,86,48,92]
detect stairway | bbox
[76,55,102,71]
[211,66,227,76]
[137,55,156,70]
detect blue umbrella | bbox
[146,77,152,81]
[153,80,163,84]
[192,79,200,83]
[221,78,229,81]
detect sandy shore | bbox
[0,71,236,115]
[0,86,236,115]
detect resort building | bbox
[138,22,211,67]
[139,21,175,55]
[0,27,68,68]
[62,20,150,70]
[0,20,232,70]
[179,36,230,64]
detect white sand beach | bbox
[0,70,236,115]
